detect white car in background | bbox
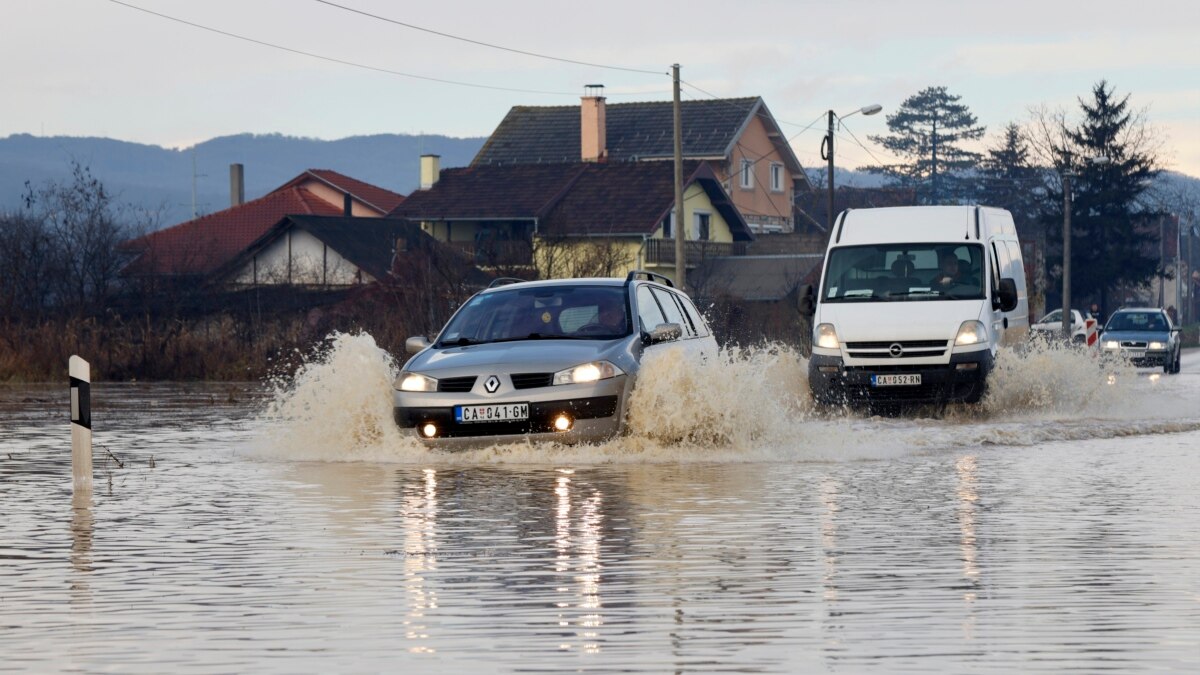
[1031,309,1092,342]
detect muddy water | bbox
[1,339,1198,672]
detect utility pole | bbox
[930,113,938,205]
[826,110,835,232]
[192,150,199,220]
[1159,215,1166,307]
[1062,170,1074,341]
[672,63,685,290]
[821,104,881,232]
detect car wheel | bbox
[1173,351,1182,374]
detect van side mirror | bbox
[995,278,1018,313]
[646,323,682,345]
[405,336,431,354]
[798,284,816,317]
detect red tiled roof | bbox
[122,187,343,276]
[277,169,406,214]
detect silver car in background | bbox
[393,272,716,447]
[1100,307,1183,374]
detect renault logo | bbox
[484,375,501,393]
[889,343,904,358]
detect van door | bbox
[989,240,1020,347]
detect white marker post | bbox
[69,356,93,489]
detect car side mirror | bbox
[646,323,682,345]
[995,278,1018,312]
[798,284,816,317]
[405,336,431,354]
[1171,327,1181,334]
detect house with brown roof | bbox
[392,157,751,286]
[122,166,405,284]
[473,92,809,233]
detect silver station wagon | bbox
[393,272,716,446]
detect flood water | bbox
[2,339,1199,673]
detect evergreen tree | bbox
[1040,81,1160,314]
[863,86,986,204]
[977,123,1044,233]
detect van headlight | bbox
[1148,341,1166,350]
[553,361,622,385]
[954,320,988,346]
[398,373,438,392]
[814,323,839,350]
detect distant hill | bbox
[0,132,485,226]
[806,167,1200,211]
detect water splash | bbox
[254,332,1199,464]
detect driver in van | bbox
[932,250,965,290]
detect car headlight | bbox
[398,372,438,392]
[1103,340,1119,349]
[553,360,623,385]
[1148,341,1165,350]
[814,323,839,350]
[954,320,988,346]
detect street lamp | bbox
[1061,154,1109,341]
[822,104,883,231]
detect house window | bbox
[693,212,710,241]
[740,159,754,189]
[770,162,784,192]
[661,211,674,239]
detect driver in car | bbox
[594,302,627,333]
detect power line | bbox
[312,0,668,76]
[836,122,889,168]
[106,0,644,97]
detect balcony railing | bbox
[643,239,746,266]
[445,240,533,267]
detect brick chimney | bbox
[419,154,440,190]
[580,84,606,162]
[229,163,244,207]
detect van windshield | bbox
[822,243,985,303]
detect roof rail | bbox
[625,270,675,288]
[486,277,528,289]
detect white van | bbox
[799,206,1028,405]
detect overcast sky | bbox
[6,0,1199,175]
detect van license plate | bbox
[872,374,921,387]
[455,403,529,423]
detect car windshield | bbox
[822,243,986,302]
[437,286,630,346]
[1106,311,1168,332]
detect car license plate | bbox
[455,403,529,423]
[871,374,921,387]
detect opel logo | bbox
[889,343,903,358]
[484,375,501,393]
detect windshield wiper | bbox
[437,336,481,347]
[829,295,880,302]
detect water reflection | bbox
[400,468,438,653]
[955,454,980,641]
[70,485,94,606]
[2,381,1199,672]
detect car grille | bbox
[845,339,949,359]
[845,340,947,348]
[511,373,554,389]
[1120,341,1147,348]
[437,376,477,393]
